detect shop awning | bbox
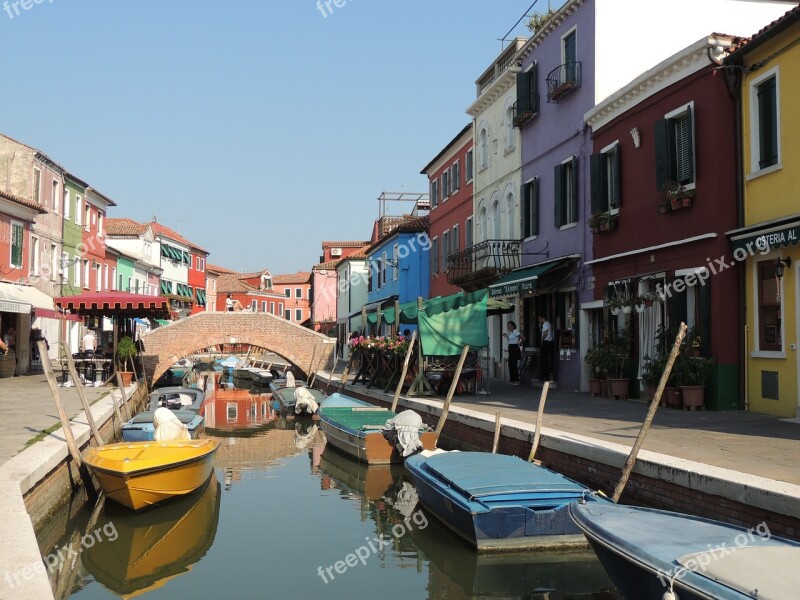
[55,292,170,318]
[729,219,800,252]
[0,282,53,314]
[196,289,206,306]
[33,307,82,322]
[160,280,173,295]
[155,318,172,326]
[488,260,566,298]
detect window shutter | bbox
[571,155,579,223]
[758,78,778,169]
[654,118,671,191]
[590,153,603,214]
[611,146,621,208]
[676,107,694,185]
[522,182,530,236]
[554,164,563,227]
[531,63,538,113]
[531,177,539,236]
[516,71,531,116]
[698,277,711,357]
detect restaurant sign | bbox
[731,222,800,253]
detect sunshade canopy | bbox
[56,292,170,318]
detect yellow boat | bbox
[83,439,220,511]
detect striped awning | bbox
[55,292,169,317]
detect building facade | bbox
[273,272,312,325]
[312,241,368,334]
[335,247,369,358]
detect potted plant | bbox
[621,298,633,315]
[640,353,665,403]
[634,297,646,313]
[641,291,658,308]
[587,212,604,234]
[661,180,695,211]
[606,327,631,400]
[680,355,715,410]
[116,336,137,386]
[585,344,609,396]
[607,297,625,316]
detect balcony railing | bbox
[446,239,521,287]
[546,62,582,103]
[513,93,540,128]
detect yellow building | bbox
[726,7,800,417]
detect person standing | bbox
[81,329,97,356]
[538,316,554,382]
[502,321,524,385]
[3,327,16,354]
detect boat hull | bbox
[121,413,205,442]
[320,418,436,464]
[84,439,219,511]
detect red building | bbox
[188,244,209,315]
[273,272,312,326]
[421,125,474,298]
[584,35,741,409]
[81,188,116,293]
[212,267,286,316]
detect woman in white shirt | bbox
[502,321,525,384]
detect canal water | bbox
[40,372,622,599]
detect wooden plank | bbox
[434,344,470,442]
[528,381,550,462]
[390,330,417,412]
[60,342,103,447]
[491,411,502,453]
[38,340,83,468]
[115,372,132,422]
[612,322,687,503]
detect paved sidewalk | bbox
[0,374,110,466]
[326,372,800,486]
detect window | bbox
[30,236,40,275]
[75,260,81,287]
[554,157,578,227]
[750,69,779,173]
[284,288,291,297]
[98,211,104,236]
[442,230,449,271]
[430,179,439,209]
[32,168,42,204]
[466,149,474,182]
[505,102,515,152]
[431,236,439,273]
[295,308,302,321]
[590,142,620,214]
[51,244,58,281]
[379,252,386,287]
[479,127,488,169]
[95,264,102,292]
[757,260,782,352]
[295,288,302,298]
[452,224,460,254]
[563,29,577,78]
[465,217,473,249]
[284,309,291,320]
[52,181,59,214]
[83,259,90,289]
[75,196,82,225]
[84,203,91,231]
[63,189,70,219]
[251,300,257,311]
[279,302,284,315]
[522,177,539,238]
[451,161,460,193]
[198,258,205,272]
[104,264,109,291]
[442,170,449,200]
[262,301,267,312]
[515,64,538,126]
[112,267,117,291]
[392,244,399,281]
[655,104,695,190]
[270,301,275,314]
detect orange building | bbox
[273,271,312,326]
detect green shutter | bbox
[531,177,539,236]
[11,223,23,267]
[654,118,671,191]
[516,71,531,116]
[590,153,603,214]
[611,145,621,208]
[522,182,530,236]
[677,106,694,185]
[758,77,778,169]
[554,164,563,227]
[571,155,579,224]
[161,244,170,258]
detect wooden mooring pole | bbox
[60,342,103,447]
[528,381,550,463]
[39,341,84,468]
[491,412,502,453]
[391,330,417,412]
[434,344,470,444]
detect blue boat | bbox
[569,502,800,600]
[404,451,605,552]
[121,387,206,442]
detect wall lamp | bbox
[775,257,791,279]
[386,259,399,267]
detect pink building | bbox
[312,241,368,334]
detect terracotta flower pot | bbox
[608,378,630,400]
[665,387,683,408]
[119,371,134,386]
[681,385,705,410]
[600,379,609,397]
[589,378,602,397]
[670,198,682,211]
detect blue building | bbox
[365,216,430,335]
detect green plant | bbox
[527,9,555,32]
[117,336,137,372]
[641,353,667,387]
[585,345,611,378]
[606,327,631,379]
[682,356,715,386]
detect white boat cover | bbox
[293,387,319,415]
[678,546,800,600]
[178,393,193,407]
[285,371,296,388]
[392,482,420,518]
[383,410,423,457]
[153,407,191,441]
[294,423,319,449]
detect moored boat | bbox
[318,393,436,464]
[568,501,800,600]
[269,382,325,417]
[405,451,604,552]
[148,387,205,413]
[121,410,205,442]
[83,439,220,511]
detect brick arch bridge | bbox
[139,312,336,384]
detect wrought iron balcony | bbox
[546,62,582,103]
[513,92,540,128]
[446,239,521,287]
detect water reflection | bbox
[82,475,221,598]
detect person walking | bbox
[538,315,554,382]
[502,321,524,385]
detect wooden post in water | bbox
[391,330,417,412]
[324,353,340,392]
[38,340,84,468]
[309,349,323,388]
[307,343,319,384]
[527,381,550,463]
[115,372,132,421]
[434,344,470,442]
[491,412,502,453]
[612,322,687,503]
[60,343,103,447]
[337,354,354,391]
[408,298,434,397]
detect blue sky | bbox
[0,0,551,274]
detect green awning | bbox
[418,289,489,355]
[196,289,206,306]
[160,280,172,294]
[730,221,800,253]
[155,318,171,326]
[182,251,191,265]
[489,261,565,298]
[160,245,171,258]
